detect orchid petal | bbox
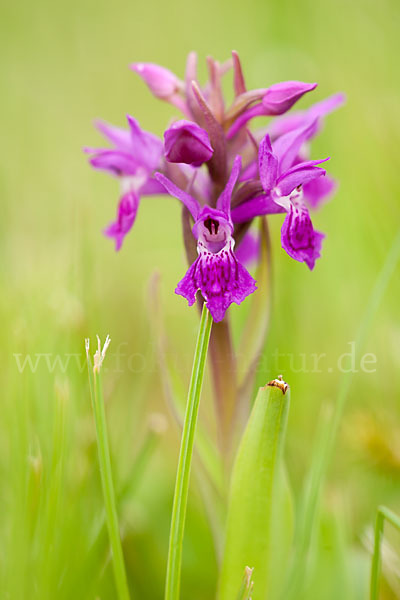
[95,120,132,151]
[275,158,329,197]
[154,173,200,219]
[217,155,242,215]
[268,92,346,139]
[308,92,346,121]
[232,50,247,96]
[126,115,163,170]
[281,202,324,269]
[185,52,203,122]
[258,134,278,193]
[104,190,139,251]
[273,119,319,174]
[88,150,138,176]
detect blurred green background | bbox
[1,0,400,597]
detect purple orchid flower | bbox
[232,128,328,269]
[86,114,163,178]
[155,156,257,322]
[164,120,214,167]
[85,115,164,250]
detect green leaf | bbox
[267,465,294,599]
[218,378,291,600]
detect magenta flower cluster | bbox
[85,52,343,321]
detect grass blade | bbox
[164,304,213,600]
[370,506,400,600]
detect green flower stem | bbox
[208,317,237,459]
[87,354,131,600]
[165,304,213,600]
[370,506,400,600]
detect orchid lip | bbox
[176,237,257,322]
[197,216,231,252]
[202,236,228,253]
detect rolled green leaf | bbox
[218,377,291,600]
[267,464,294,599]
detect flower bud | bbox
[130,62,182,98]
[262,81,317,115]
[164,120,213,167]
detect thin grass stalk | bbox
[370,506,400,600]
[165,304,213,600]
[86,345,131,600]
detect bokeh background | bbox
[1,0,399,598]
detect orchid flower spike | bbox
[85,50,344,317]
